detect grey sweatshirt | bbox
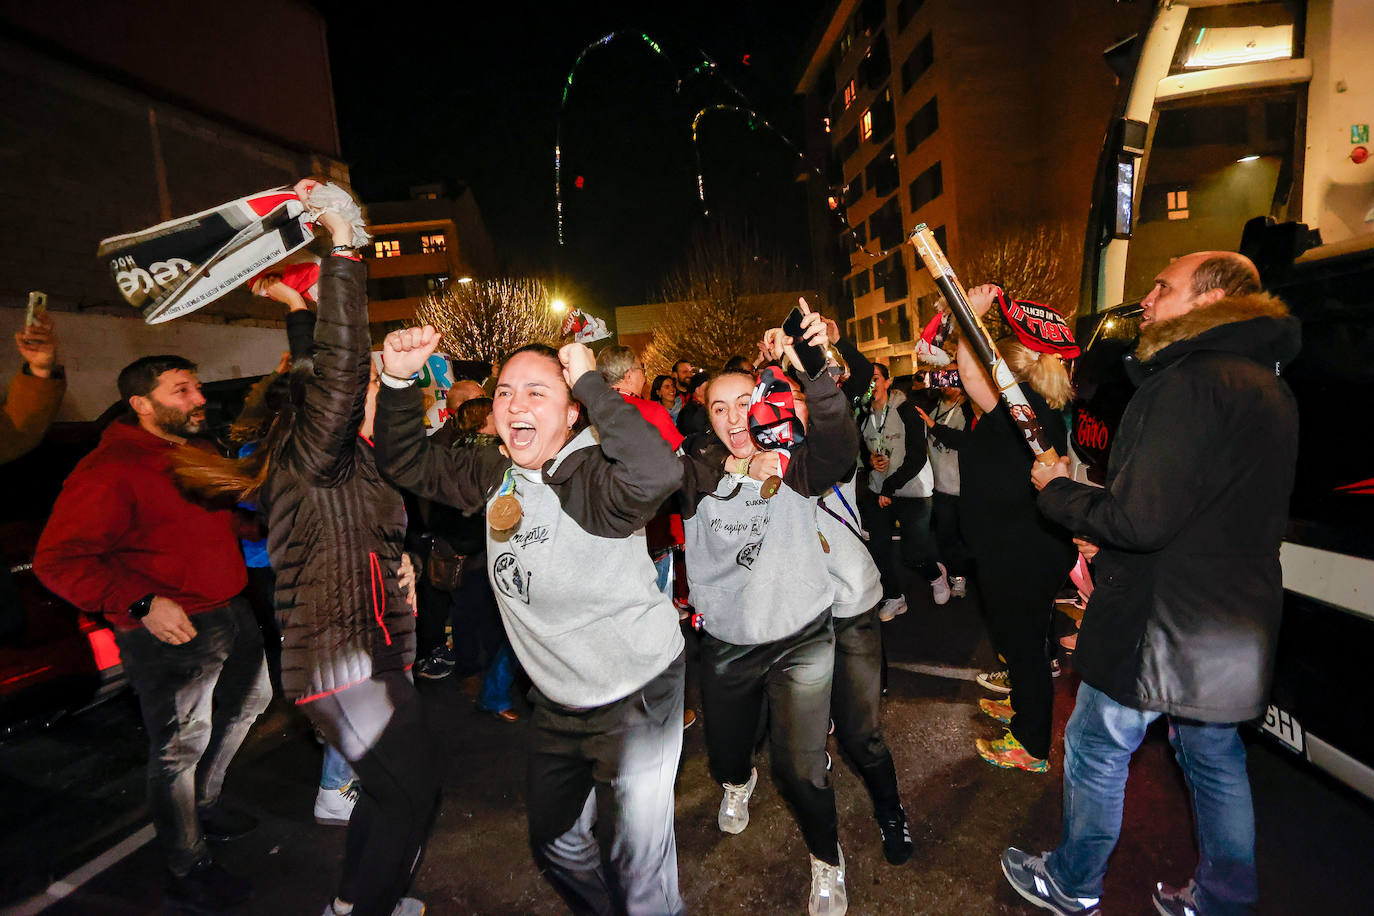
[680,368,860,645]
[816,476,881,619]
[374,373,684,708]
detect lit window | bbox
[1184,25,1293,69]
[823,117,831,134]
[426,275,449,292]
[373,239,400,258]
[828,195,841,211]
[1167,190,1190,220]
[421,233,447,254]
[843,80,858,110]
[860,109,873,141]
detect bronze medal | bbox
[818,531,831,554]
[488,493,523,532]
[760,475,782,499]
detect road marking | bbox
[2,824,155,916]
[888,661,982,682]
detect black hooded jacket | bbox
[1038,292,1300,722]
[258,257,414,703]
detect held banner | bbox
[96,187,315,325]
[370,351,461,435]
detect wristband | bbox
[379,368,417,388]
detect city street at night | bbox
[3,579,1371,915]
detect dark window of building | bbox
[858,32,890,90]
[815,63,836,100]
[847,318,858,341]
[425,274,449,292]
[843,173,865,207]
[908,161,943,212]
[869,88,895,143]
[866,142,899,196]
[904,96,939,153]
[858,0,885,34]
[849,221,867,248]
[851,270,871,299]
[870,195,904,250]
[875,308,893,341]
[895,304,913,342]
[835,128,860,164]
[897,0,925,32]
[901,33,934,92]
[874,253,908,302]
[859,315,876,341]
[367,276,407,300]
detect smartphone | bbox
[925,367,961,388]
[782,307,829,378]
[25,291,47,326]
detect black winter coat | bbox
[1038,292,1300,722]
[259,257,413,702]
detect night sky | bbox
[323,1,826,313]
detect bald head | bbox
[446,379,485,413]
[1141,250,1261,328]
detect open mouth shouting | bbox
[726,425,751,453]
[508,421,537,451]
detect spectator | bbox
[675,371,710,439]
[914,385,975,599]
[2,310,65,465]
[651,373,681,421]
[35,353,269,912]
[1003,252,1298,916]
[953,284,1076,774]
[374,333,688,916]
[858,363,946,619]
[722,354,756,375]
[430,378,485,449]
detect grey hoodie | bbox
[374,373,684,708]
[816,475,881,619]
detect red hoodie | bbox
[35,420,247,630]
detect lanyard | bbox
[818,484,868,541]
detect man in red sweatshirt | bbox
[35,354,269,912]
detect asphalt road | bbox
[2,576,1371,915]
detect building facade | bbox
[795,0,1150,375]
[362,183,498,337]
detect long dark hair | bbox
[172,357,314,501]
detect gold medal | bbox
[760,475,782,499]
[488,493,523,532]
[818,531,831,554]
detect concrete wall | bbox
[1,307,287,422]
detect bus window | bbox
[1168,0,1303,74]
[1123,89,1302,301]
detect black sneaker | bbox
[198,804,258,842]
[168,857,251,913]
[876,804,913,865]
[415,651,455,681]
[1152,880,1200,916]
[1000,847,1100,915]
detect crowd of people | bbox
[11,180,1300,916]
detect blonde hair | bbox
[999,338,1071,410]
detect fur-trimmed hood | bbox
[1133,291,1300,369]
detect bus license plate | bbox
[1262,704,1304,753]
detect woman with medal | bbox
[678,302,859,916]
[371,332,688,916]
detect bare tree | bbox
[642,221,807,376]
[957,220,1078,329]
[417,278,562,365]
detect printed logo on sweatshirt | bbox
[492,552,532,604]
[510,525,550,549]
[736,539,763,569]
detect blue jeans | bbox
[1047,683,1258,915]
[320,744,356,790]
[653,552,673,595]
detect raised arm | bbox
[955,283,1001,414]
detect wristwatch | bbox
[128,594,156,620]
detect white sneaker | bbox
[808,846,848,915]
[718,768,758,834]
[876,596,908,622]
[949,575,967,599]
[314,780,359,826]
[930,562,950,606]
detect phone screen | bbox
[782,307,828,378]
[26,291,47,326]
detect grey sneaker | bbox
[314,780,359,826]
[877,596,907,622]
[718,768,758,834]
[949,575,967,598]
[930,563,950,605]
[1000,847,1099,915]
[977,669,1012,694]
[1152,881,1199,916]
[808,846,847,915]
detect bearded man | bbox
[36,355,269,913]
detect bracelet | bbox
[736,455,752,476]
[331,244,357,255]
[379,368,418,387]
